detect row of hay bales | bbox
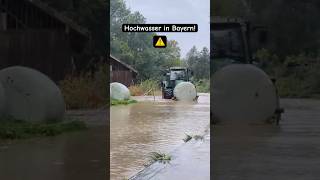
[111,81,197,101]
[0,66,65,122]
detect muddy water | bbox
[0,110,107,180]
[214,99,320,180]
[110,94,210,179]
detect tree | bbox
[185,46,210,80]
[110,0,182,81]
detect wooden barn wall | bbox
[111,70,134,87]
[110,58,136,87]
[0,30,73,81]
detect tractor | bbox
[211,17,284,125]
[161,67,193,99]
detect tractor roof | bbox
[170,67,187,70]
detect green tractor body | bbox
[161,67,193,99]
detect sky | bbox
[124,0,210,58]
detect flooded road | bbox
[110,94,210,179]
[214,98,320,180]
[0,109,107,180]
[131,131,210,180]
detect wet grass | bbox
[183,133,204,142]
[193,135,204,141]
[147,152,171,165]
[183,133,193,142]
[0,119,87,139]
[111,99,138,106]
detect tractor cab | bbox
[211,17,268,73]
[211,17,284,125]
[211,17,251,73]
[161,67,193,99]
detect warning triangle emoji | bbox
[155,37,166,47]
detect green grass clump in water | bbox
[183,133,192,142]
[193,135,204,141]
[148,152,171,164]
[111,99,137,106]
[0,119,87,139]
[183,133,204,142]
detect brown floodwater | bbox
[214,99,320,180]
[110,94,210,179]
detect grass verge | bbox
[0,119,87,139]
[111,99,138,106]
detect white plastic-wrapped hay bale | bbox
[110,82,130,100]
[173,82,197,101]
[212,64,277,124]
[0,66,65,122]
[0,83,5,116]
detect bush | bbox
[128,85,144,96]
[60,63,108,109]
[195,79,210,93]
[257,50,320,98]
[129,79,160,96]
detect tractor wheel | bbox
[163,89,173,99]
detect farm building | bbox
[0,0,90,81]
[109,55,138,87]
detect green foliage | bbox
[0,119,87,139]
[148,152,171,164]
[256,50,320,98]
[195,79,210,93]
[129,79,161,96]
[212,0,320,57]
[60,63,108,109]
[111,0,183,81]
[139,79,160,93]
[111,99,137,106]
[185,46,210,81]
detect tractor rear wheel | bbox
[163,88,173,99]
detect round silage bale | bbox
[0,66,65,122]
[173,82,197,101]
[110,82,130,100]
[212,64,277,124]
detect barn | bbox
[0,0,90,81]
[109,55,138,87]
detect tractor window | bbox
[212,27,245,60]
[170,70,186,80]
